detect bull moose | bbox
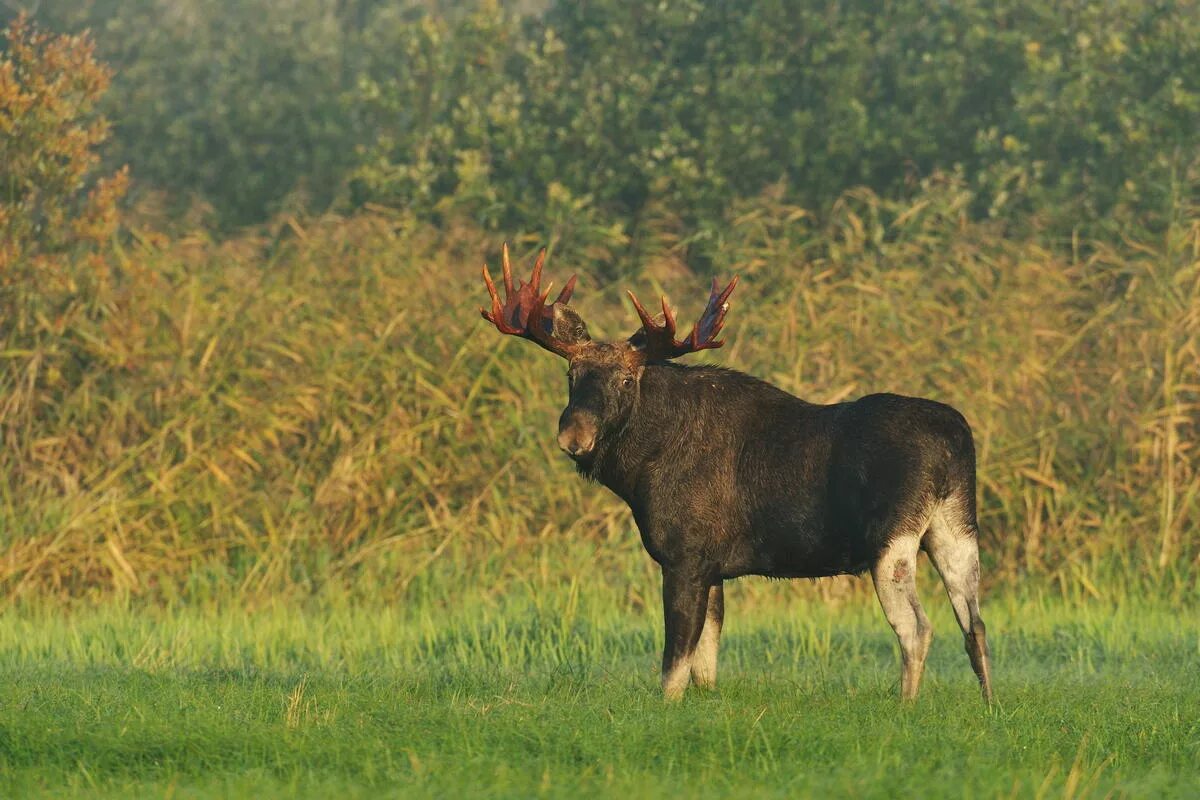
[479,244,993,703]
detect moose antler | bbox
[480,243,588,359]
[627,276,739,361]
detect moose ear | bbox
[543,303,592,347]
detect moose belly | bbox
[724,510,871,579]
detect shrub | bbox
[28,0,363,227]
[352,0,1200,258]
[0,15,128,338]
[24,1,1200,238]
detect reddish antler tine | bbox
[526,283,547,329]
[661,296,677,334]
[714,301,729,330]
[555,274,577,305]
[713,276,738,332]
[501,242,515,297]
[481,262,502,323]
[685,276,736,348]
[718,275,739,306]
[527,282,566,352]
[627,290,657,329]
[530,248,546,295]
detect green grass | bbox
[2,564,1198,798]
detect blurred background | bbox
[1,0,1197,604]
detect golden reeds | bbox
[1,188,1196,601]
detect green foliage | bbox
[17,0,1200,238]
[972,1,1200,226]
[350,1,521,220]
[355,0,1200,256]
[29,0,368,227]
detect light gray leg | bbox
[872,535,933,701]
[925,503,994,704]
[690,584,724,689]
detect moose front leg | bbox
[691,583,724,689]
[660,568,712,700]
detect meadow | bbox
[2,558,1199,798]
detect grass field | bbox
[2,551,1198,799]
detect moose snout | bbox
[557,414,598,458]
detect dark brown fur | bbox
[480,251,993,701]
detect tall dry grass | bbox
[0,183,1196,603]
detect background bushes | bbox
[0,6,1196,599]
[17,0,1200,241]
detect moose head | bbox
[479,244,738,464]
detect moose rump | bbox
[723,390,980,581]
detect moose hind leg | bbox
[660,569,711,700]
[871,535,933,701]
[925,504,994,703]
[690,584,724,689]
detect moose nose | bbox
[557,423,596,457]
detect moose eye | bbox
[621,376,634,387]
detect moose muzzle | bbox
[557,412,598,458]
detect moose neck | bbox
[580,362,718,504]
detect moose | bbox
[479,244,993,703]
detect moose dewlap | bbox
[479,244,993,703]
